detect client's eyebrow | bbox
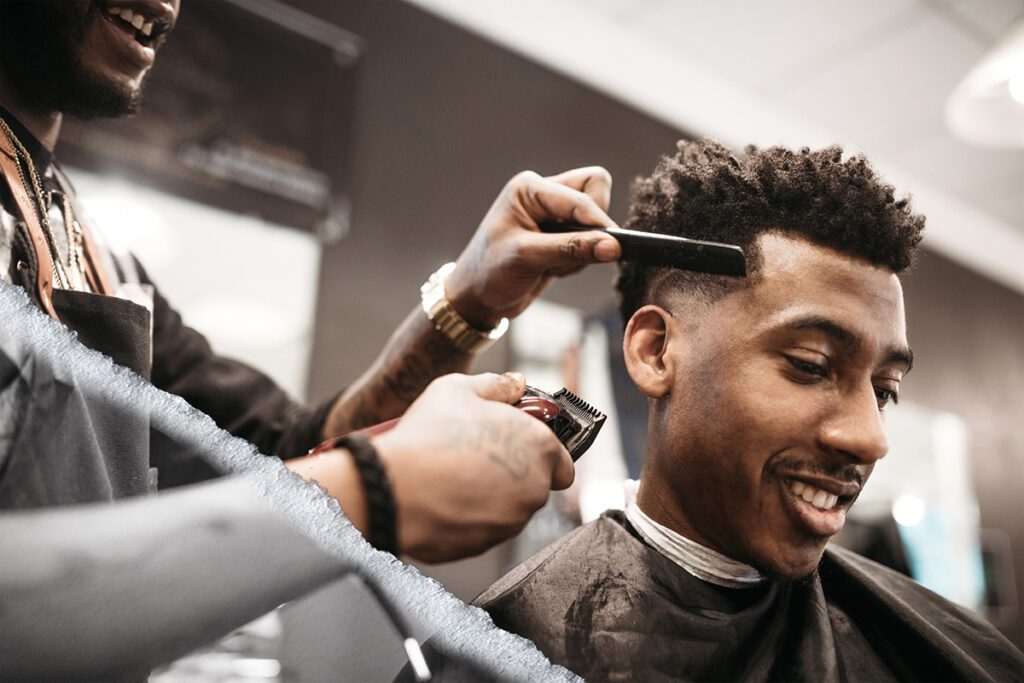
[785,315,914,373]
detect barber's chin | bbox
[66,69,144,120]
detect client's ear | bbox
[623,305,676,399]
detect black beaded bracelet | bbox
[337,434,398,554]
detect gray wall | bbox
[286,2,1024,673]
[900,250,1024,645]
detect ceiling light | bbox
[1010,70,1024,105]
[946,21,1024,149]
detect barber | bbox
[0,0,622,563]
[0,1,623,676]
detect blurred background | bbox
[55,0,1023,679]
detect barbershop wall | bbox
[900,250,1024,644]
[278,0,1024,666]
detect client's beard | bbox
[1,1,144,120]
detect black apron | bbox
[0,284,156,508]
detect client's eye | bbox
[874,387,899,410]
[786,356,828,380]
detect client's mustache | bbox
[773,457,866,490]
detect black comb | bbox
[539,221,747,277]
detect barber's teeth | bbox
[106,6,120,14]
[119,8,133,21]
[142,22,154,36]
[131,14,144,29]
[789,481,840,511]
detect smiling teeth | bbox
[789,481,839,511]
[106,6,148,32]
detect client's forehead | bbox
[723,233,908,359]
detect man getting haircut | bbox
[476,140,1023,681]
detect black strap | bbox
[338,434,398,554]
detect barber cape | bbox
[475,510,1023,682]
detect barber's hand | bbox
[372,372,573,563]
[445,167,622,329]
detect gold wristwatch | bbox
[420,262,509,354]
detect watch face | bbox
[421,262,455,297]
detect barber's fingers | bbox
[510,171,617,231]
[545,166,613,212]
[462,371,526,405]
[549,444,575,491]
[514,228,621,273]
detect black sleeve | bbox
[141,262,337,459]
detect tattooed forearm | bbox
[430,416,532,481]
[322,308,472,437]
[487,444,530,480]
[457,417,530,480]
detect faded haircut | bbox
[615,139,925,321]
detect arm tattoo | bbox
[324,308,471,436]
[436,417,532,481]
[487,445,530,481]
[462,418,530,481]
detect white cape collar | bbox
[623,479,768,589]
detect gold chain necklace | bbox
[0,117,85,291]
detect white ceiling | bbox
[409,0,1024,293]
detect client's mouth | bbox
[788,480,852,511]
[779,474,860,537]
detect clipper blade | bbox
[517,386,607,461]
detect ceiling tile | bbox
[775,8,987,146]
[629,0,919,93]
[564,0,668,25]
[965,168,1024,208]
[940,0,1024,41]
[991,195,1024,226]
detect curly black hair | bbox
[615,139,926,321]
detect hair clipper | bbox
[308,385,607,462]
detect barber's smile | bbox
[777,473,860,537]
[95,1,175,69]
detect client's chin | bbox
[751,542,830,582]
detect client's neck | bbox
[631,476,767,588]
[636,474,724,554]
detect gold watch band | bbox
[420,262,509,354]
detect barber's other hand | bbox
[372,372,573,563]
[445,167,622,329]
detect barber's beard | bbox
[1,1,143,119]
[59,63,145,120]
